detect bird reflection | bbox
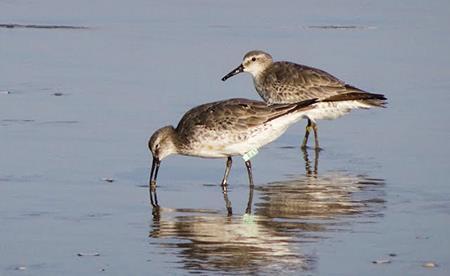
[149,184,159,208]
[255,179,385,236]
[149,186,313,273]
[303,148,319,177]
[221,184,253,216]
[151,182,252,217]
[255,149,385,231]
[148,149,385,273]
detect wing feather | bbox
[258,62,369,103]
[175,98,316,142]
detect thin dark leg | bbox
[301,119,312,149]
[221,157,233,187]
[245,160,254,187]
[312,122,320,150]
[245,184,254,214]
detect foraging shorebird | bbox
[222,50,387,149]
[148,98,317,192]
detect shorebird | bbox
[221,50,387,149]
[148,98,317,193]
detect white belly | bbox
[182,111,307,158]
[305,101,373,121]
[224,112,304,155]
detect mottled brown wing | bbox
[260,62,351,103]
[175,98,309,140]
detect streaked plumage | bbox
[222,50,387,149]
[148,98,317,199]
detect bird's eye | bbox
[155,144,160,150]
[251,57,256,61]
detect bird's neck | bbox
[252,75,271,102]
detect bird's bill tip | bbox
[221,64,244,81]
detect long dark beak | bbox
[149,157,161,187]
[221,64,244,81]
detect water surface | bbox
[1,0,449,275]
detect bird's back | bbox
[174,98,316,155]
[255,61,362,103]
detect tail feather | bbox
[266,99,318,123]
[322,87,387,108]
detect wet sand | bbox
[1,0,449,275]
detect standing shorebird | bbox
[221,50,387,149]
[148,98,317,193]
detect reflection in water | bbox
[150,205,312,273]
[224,183,254,215]
[303,148,319,177]
[256,163,385,238]
[148,150,385,274]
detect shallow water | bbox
[1,0,449,275]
